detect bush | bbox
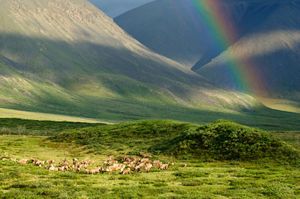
[151,120,300,164]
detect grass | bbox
[0,118,104,136]
[4,103,300,132]
[51,120,300,164]
[0,108,108,123]
[2,62,300,132]
[273,131,300,151]
[0,118,299,198]
[50,120,196,156]
[0,136,299,198]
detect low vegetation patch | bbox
[0,119,299,198]
[51,120,300,165]
[0,118,103,136]
[51,120,196,155]
[152,120,300,164]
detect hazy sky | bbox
[90,0,155,17]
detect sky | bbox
[89,0,155,17]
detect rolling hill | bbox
[0,0,257,122]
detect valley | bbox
[0,0,300,198]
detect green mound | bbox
[51,120,299,164]
[51,120,196,154]
[151,120,299,164]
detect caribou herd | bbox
[3,154,172,175]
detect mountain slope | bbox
[115,0,300,113]
[194,0,300,101]
[115,0,247,67]
[89,0,154,17]
[0,0,256,121]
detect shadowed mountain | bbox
[194,0,300,101]
[115,0,300,108]
[89,0,154,17]
[115,0,248,67]
[0,0,258,122]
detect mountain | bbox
[0,0,256,121]
[193,0,300,101]
[115,0,247,67]
[89,0,154,17]
[116,0,300,110]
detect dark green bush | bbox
[151,120,299,164]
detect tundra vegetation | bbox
[0,118,299,198]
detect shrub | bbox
[151,120,300,164]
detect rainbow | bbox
[191,0,267,96]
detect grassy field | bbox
[0,118,104,136]
[0,108,110,123]
[0,119,299,198]
[3,104,300,132]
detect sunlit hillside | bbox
[0,0,262,122]
[0,108,106,123]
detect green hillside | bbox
[0,0,261,123]
[1,0,300,131]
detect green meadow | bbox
[0,119,299,198]
[0,0,300,198]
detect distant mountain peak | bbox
[89,0,155,17]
